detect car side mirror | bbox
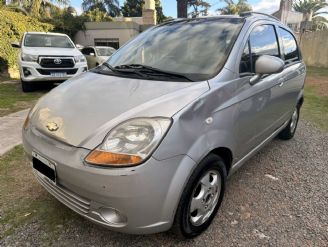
[250,55,285,85]
[11,42,21,48]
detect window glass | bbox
[106,18,245,81]
[24,34,74,48]
[81,48,95,55]
[240,25,279,74]
[278,28,299,62]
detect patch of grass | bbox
[307,67,328,78]
[302,66,328,130]
[302,85,328,130]
[0,83,44,116]
[0,146,78,244]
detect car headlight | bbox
[74,55,86,63]
[85,118,172,167]
[21,53,38,62]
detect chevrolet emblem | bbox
[46,122,59,132]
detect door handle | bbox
[278,78,285,87]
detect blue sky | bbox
[71,0,284,16]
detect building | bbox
[272,0,303,32]
[75,0,157,49]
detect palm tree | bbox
[218,0,252,15]
[82,0,120,17]
[293,0,328,30]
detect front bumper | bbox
[22,126,195,234]
[19,60,88,82]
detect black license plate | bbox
[32,152,56,183]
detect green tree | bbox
[188,0,210,17]
[155,0,167,23]
[82,0,120,17]
[121,0,143,17]
[293,0,328,30]
[85,7,113,21]
[218,0,252,15]
[31,0,69,17]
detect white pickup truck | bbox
[12,32,88,92]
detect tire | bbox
[278,105,300,140]
[21,79,34,92]
[172,154,227,238]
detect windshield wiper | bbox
[114,64,194,82]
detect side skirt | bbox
[229,120,289,177]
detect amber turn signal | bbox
[85,150,143,167]
[23,115,30,130]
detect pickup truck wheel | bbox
[278,105,300,140]
[21,79,34,92]
[172,154,227,238]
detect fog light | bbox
[99,207,127,225]
[23,67,31,77]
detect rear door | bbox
[276,27,306,116]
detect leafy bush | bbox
[0,9,53,74]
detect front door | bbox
[235,24,287,159]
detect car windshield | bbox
[96,48,115,56]
[24,34,75,48]
[105,18,244,81]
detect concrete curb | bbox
[0,109,29,156]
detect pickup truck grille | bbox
[39,57,75,68]
[37,68,78,75]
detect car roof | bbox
[162,12,285,28]
[25,32,69,36]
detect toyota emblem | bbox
[54,58,62,65]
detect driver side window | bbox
[240,25,280,75]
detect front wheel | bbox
[278,105,300,140]
[172,154,227,238]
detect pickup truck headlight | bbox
[85,118,172,167]
[21,53,38,62]
[74,55,86,63]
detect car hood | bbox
[98,56,110,61]
[30,72,209,149]
[22,47,82,57]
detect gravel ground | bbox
[1,119,328,247]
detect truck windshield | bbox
[106,18,244,81]
[24,34,75,48]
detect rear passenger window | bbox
[240,25,280,74]
[278,28,299,63]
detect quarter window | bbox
[240,25,280,74]
[278,27,299,63]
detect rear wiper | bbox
[114,64,194,82]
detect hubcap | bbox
[290,108,298,133]
[189,170,221,226]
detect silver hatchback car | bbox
[23,13,306,238]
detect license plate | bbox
[32,151,56,183]
[50,72,66,77]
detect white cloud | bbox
[252,0,280,14]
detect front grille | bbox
[39,57,75,68]
[35,172,91,214]
[37,68,78,75]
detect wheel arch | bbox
[210,147,233,175]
